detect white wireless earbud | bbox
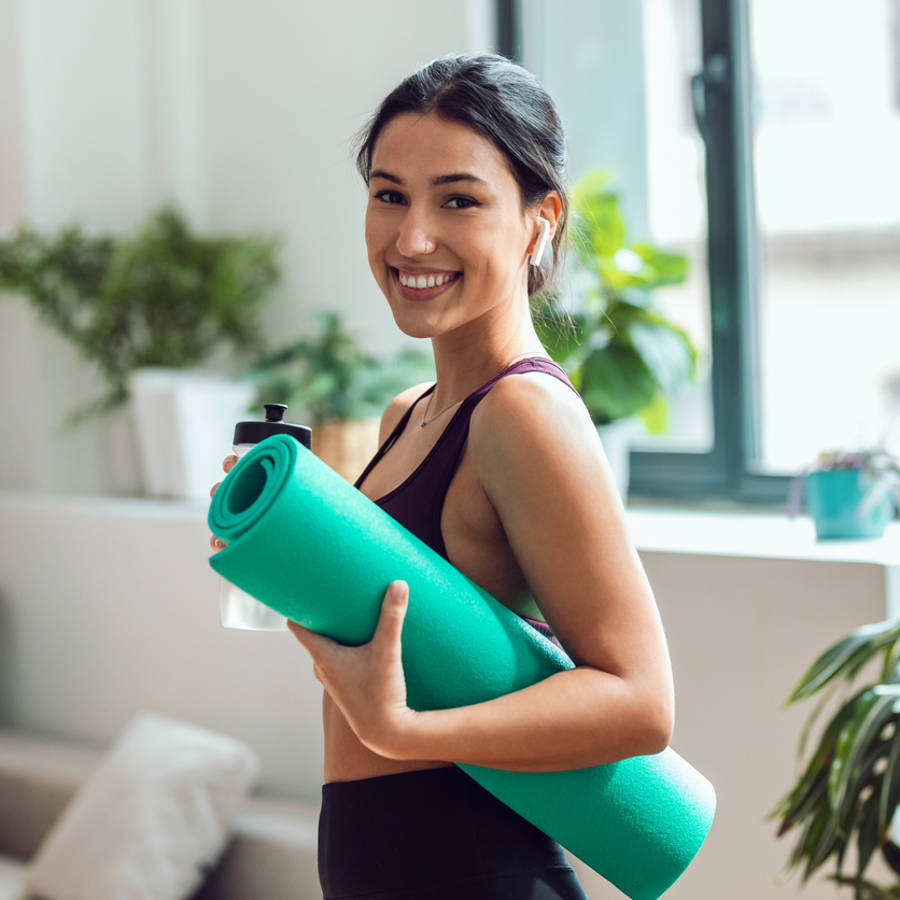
[531,217,551,267]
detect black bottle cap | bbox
[233,404,312,448]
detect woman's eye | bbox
[372,191,478,210]
[446,196,478,209]
[374,190,404,204]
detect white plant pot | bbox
[129,368,256,501]
[596,416,642,504]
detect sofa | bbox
[0,727,323,900]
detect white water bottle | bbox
[218,403,312,631]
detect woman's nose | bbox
[395,207,436,256]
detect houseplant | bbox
[0,204,281,430]
[787,446,900,540]
[768,616,900,898]
[236,309,435,481]
[0,204,283,498]
[533,167,702,498]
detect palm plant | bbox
[768,618,900,898]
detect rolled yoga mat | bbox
[208,433,716,900]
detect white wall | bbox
[0,0,495,497]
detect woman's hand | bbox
[208,455,238,553]
[287,580,416,758]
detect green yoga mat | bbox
[208,433,715,899]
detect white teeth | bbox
[398,271,458,289]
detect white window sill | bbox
[624,502,900,567]
[1,490,898,567]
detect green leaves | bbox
[629,241,690,287]
[532,303,589,366]
[239,309,435,426]
[580,342,657,425]
[568,169,690,292]
[0,205,282,431]
[571,183,625,262]
[622,306,698,395]
[768,616,900,895]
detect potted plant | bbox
[768,616,900,898]
[0,204,282,498]
[533,168,702,499]
[787,445,900,540]
[236,309,435,481]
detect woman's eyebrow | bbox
[370,169,489,187]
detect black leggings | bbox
[317,765,589,899]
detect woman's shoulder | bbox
[467,367,603,496]
[470,367,591,442]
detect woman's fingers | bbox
[208,457,238,551]
[210,456,238,495]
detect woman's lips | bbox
[390,267,462,301]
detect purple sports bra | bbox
[353,356,581,649]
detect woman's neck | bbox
[428,342,549,412]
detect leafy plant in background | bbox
[0,204,282,431]
[768,618,900,899]
[237,309,435,426]
[534,168,701,430]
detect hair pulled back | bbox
[351,52,570,304]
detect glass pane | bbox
[749,0,900,471]
[521,0,714,453]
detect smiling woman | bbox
[280,51,675,900]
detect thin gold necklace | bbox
[419,351,552,428]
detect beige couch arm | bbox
[0,730,100,860]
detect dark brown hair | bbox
[351,52,571,307]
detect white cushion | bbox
[0,855,26,900]
[22,712,260,900]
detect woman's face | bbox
[364,111,539,339]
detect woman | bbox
[211,52,674,899]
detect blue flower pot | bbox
[805,469,895,540]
